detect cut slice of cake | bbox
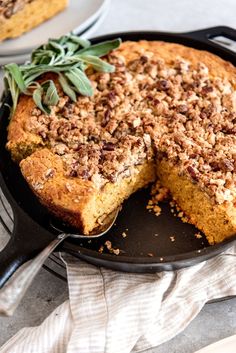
[6,40,236,243]
[0,0,68,41]
[157,159,236,245]
[20,148,155,234]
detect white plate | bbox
[0,52,30,66]
[195,334,236,353]
[0,0,109,57]
[0,3,109,67]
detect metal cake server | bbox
[0,208,119,316]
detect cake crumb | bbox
[170,236,175,242]
[113,248,120,255]
[98,245,104,253]
[195,232,203,239]
[170,199,190,223]
[122,232,127,238]
[147,180,169,216]
[148,252,154,257]
[160,257,164,261]
[105,240,112,250]
[151,180,169,201]
[153,205,161,216]
[104,240,120,255]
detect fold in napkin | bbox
[1,245,236,353]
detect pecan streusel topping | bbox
[28,50,236,204]
[0,0,33,19]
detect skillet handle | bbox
[0,233,67,316]
[0,207,55,289]
[184,26,236,50]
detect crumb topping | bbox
[0,0,33,19]
[28,47,236,204]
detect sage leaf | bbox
[42,80,59,106]
[49,40,65,55]
[4,63,26,92]
[3,33,121,116]
[70,35,90,48]
[78,38,121,57]
[33,86,51,114]
[58,74,77,102]
[65,68,93,96]
[4,73,19,115]
[78,55,115,72]
[67,41,79,54]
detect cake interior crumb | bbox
[104,240,120,255]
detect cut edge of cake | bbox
[157,159,236,245]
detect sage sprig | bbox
[3,34,121,116]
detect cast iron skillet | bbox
[0,26,236,288]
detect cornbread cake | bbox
[6,40,236,243]
[0,0,68,41]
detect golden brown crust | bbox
[7,94,44,162]
[0,0,68,41]
[20,148,96,232]
[6,73,62,162]
[117,40,236,83]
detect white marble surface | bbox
[0,0,236,352]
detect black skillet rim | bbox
[1,27,236,272]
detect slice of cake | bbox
[6,40,236,243]
[0,0,68,41]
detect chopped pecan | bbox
[187,166,199,181]
[156,79,170,91]
[103,142,115,151]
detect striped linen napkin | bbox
[1,245,236,353]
